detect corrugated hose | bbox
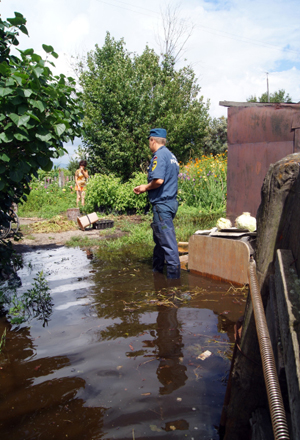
[248,258,290,440]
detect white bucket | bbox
[77,212,99,230]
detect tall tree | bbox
[156,2,194,64]
[247,89,292,103]
[0,12,83,215]
[202,116,227,156]
[79,33,209,180]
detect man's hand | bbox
[133,179,164,195]
[133,184,147,194]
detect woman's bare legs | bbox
[76,190,81,207]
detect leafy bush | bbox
[115,173,148,214]
[84,174,121,213]
[85,172,148,214]
[0,12,83,214]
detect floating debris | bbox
[197,350,212,361]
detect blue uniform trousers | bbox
[151,200,181,279]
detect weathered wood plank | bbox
[275,249,300,440]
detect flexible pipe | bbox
[248,259,290,440]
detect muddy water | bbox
[0,246,246,440]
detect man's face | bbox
[149,137,155,152]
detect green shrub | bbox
[115,173,148,214]
[84,174,121,213]
[85,172,148,214]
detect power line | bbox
[195,23,300,56]
[95,0,158,18]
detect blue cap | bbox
[148,128,167,139]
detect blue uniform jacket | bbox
[147,146,179,204]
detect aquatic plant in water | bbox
[6,271,53,326]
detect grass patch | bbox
[30,215,77,233]
[175,205,225,242]
[17,179,78,219]
[66,236,105,247]
[66,209,222,261]
[25,234,36,240]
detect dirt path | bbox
[13,217,123,252]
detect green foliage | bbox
[115,173,148,214]
[18,176,76,218]
[178,153,227,211]
[247,89,292,103]
[0,240,23,282]
[84,174,121,213]
[5,271,53,326]
[77,153,227,215]
[19,154,228,217]
[79,33,210,180]
[96,219,153,257]
[175,205,225,242]
[0,12,83,216]
[85,172,148,214]
[202,116,227,155]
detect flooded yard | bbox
[0,246,246,440]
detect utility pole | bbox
[266,72,270,102]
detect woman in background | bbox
[75,160,89,207]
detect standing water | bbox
[0,246,246,440]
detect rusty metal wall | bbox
[225,104,300,222]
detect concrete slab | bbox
[188,235,250,285]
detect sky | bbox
[1,0,300,164]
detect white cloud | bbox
[63,14,90,48]
[1,0,299,121]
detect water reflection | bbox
[0,320,107,440]
[155,306,188,395]
[0,246,247,440]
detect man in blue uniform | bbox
[133,128,181,279]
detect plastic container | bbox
[93,219,114,230]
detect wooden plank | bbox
[178,241,188,253]
[179,254,188,270]
[275,249,300,440]
[220,101,300,109]
[188,235,250,285]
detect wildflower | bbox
[62,189,66,192]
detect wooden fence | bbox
[42,171,75,188]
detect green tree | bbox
[202,116,227,156]
[247,89,292,103]
[0,12,83,215]
[79,33,209,180]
